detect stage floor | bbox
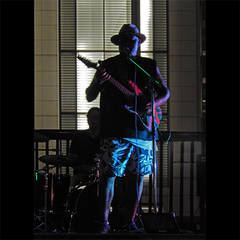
[34,232,206,240]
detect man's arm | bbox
[145,67,170,112]
[86,73,101,102]
[86,68,111,102]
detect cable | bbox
[161,120,171,144]
[133,64,140,218]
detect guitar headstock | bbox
[77,54,98,69]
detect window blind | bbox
[76,1,104,51]
[140,0,168,187]
[76,0,131,129]
[60,0,76,129]
[140,0,168,132]
[140,0,153,52]
[152,0,168,187]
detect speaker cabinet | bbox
[141,212,180,233]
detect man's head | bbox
[87,107,100,129]
[110,24,146,57]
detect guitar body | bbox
[77,55,162,132]
[125,105,162,132]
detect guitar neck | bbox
[108,77,134,97]
[96,66,134,97]
[77,55,134,97]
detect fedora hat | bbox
[111,24,146,45]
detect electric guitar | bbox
[77,55,162,132]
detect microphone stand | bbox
[125,50,162,214]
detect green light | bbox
[35,172,38,181]
[129,58,162,87]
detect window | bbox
[59,0,169,186]
[60,0,131,129]
[60,0,167,129]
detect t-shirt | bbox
[69,130,100,175]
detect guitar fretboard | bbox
[77,55,136,97]
[107,77,134,97]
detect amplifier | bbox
[141,212,180,233]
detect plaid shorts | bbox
[100,138,153,177]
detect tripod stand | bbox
[34,166,61,232]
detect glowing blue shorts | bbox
[100,138,153,177]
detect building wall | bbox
[34,0,59,129]
[167,0,201,218]
[169,0,201,132]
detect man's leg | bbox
[98,138,134,232]
[123,145,153,226]
[124,174,144,225]
[99,174,116,223]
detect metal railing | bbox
[34,130,206,229]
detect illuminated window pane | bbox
[76,0,131,130]
[140,0,153,52]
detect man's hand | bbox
[96,68,111,84]
[145,102,153,115]
[145,96,168,114]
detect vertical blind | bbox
[59,0,169,186]
[75,0,131,129]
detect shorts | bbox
[100,138,153,177]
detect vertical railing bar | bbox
[66,139,70,175]
[46,141,49,155]
[56,139,59,174]
[169,141,173,212]
[35,142,39,171]
[180,141,184,224]
[149,174,152,213]
[46,141,49,171]
[190,141,194,222]
[159,140,163,213]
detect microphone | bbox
[121,46,132,59]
